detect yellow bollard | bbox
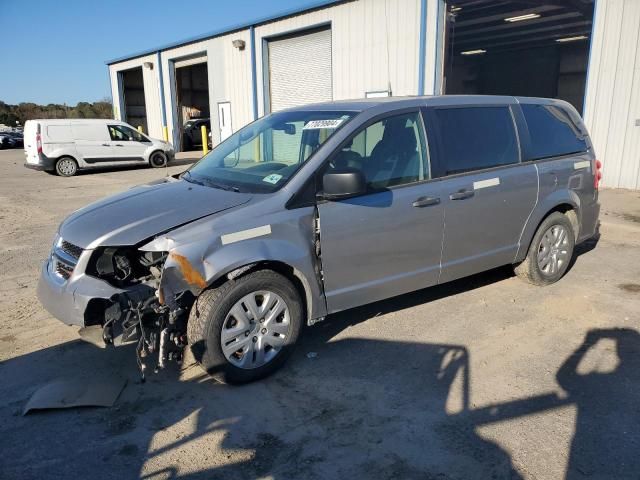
[137,126,143,134]
[201,125,209,155]
[162,126,169,142]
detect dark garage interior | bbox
[175,62,210,151]
[444,0,595,114]
[120,67,148,133]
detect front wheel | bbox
[187,270,303,384]
[149,151,168,168]
[515,211,575,286]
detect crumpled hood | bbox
[59,178,251,249]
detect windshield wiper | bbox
[182,171,205,186]
[207,182,240,193]
[183,171,240,192]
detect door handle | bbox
[449,190,474,200]
[101,143,110,146]
[115,144,124,147]
[412,196,440,207]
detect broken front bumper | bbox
[37,256,125,328]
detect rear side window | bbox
[521,104,588,160]
[428,106,519,176]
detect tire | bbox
[514,211,575,286]
[149,151,168,168]
[187,270,303,384]
[55,157,78,177]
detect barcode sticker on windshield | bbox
[303,119,344,130]
[263,174,283,184]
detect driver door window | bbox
[108,125,146,142]
[108,125,147,161]
[335,112,429,190]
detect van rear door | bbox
[24,120,40,165]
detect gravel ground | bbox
[1,148,639,480]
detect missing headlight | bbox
[89,248,167,287]
[95,248,132,282]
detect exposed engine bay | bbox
[86,247,194,381]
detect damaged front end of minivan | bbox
[76,243,201,381]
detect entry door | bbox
[318,111,446,314]
[424,105,538,283]
[218,102,232,141]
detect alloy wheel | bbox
[537,224,570,276]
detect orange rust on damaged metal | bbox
[170,253,207,289]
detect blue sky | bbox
[0,0,325,105]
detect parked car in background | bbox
[182,117,210,149]
[23,119,175,176]
[7,131,23,148]
[37,96,600,385]
[0,133,17,149]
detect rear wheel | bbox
[187,270,303,384]
[55,157,78,177]
[515,211,575,285]
[149,151,167,168]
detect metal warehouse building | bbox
[107,0,640,189]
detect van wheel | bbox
[515,212,575,286]
[187,270,303,384]
[55,157,78,177]
[149,151,167,168]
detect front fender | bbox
[157,234,325,320]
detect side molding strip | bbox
[473,177,500,190]
[221,225,271,245]
[573,160,591,170]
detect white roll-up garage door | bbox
[268,27,332,112]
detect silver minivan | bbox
[37,96,600,383]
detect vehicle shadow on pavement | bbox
[5,239,637,480]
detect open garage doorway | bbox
[174,59,210,152]
[443,1,595,114]
[120,67,148,133]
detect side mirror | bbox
[322,168,367,200]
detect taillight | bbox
[594,159,602,190]
[36,133,42,154]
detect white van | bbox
[24,119,175,176]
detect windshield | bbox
[185,110,355,193]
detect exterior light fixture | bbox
[143,61,154,70]
[232,39,246,50]
[556,35,589,43]
[460,49,486,55]
[504,13,540,22]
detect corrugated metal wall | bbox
[108,0,439,148]
[219,30,254,134]
[584,0,640,189]
[254,0,423,116]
